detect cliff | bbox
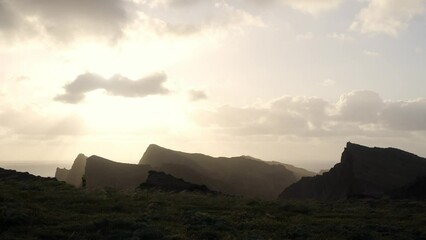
[280,142,426,200]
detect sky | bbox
[1,0,426,172]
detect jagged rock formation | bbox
[280,142,426,200]
[85,155,151,190]
[140,170,215,193]
[54,154,87,187]
[139,144,299,199]
[55,168,69,182]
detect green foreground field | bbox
[1,173,426,240]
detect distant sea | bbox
[0,162,71,178]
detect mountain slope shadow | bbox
[140,170,217,194]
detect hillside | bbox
[280,142,426,200]
[267,161,317,180]
[139,144,300,199]
[2,167,426,239]
[85,155,152,190]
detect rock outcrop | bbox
[140,170,215,193]
[54,154,87,187]
[139,144,299,199]
[280,142,426,200]
[55,168,69,182]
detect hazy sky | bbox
[1,0,426,171]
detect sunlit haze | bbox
[1,0,426,175]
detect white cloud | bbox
[351,0,426,36]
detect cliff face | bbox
[85,155,152,190]
[140,170,214,193]
[139,144,298,199]
[55,168,70,182]
[54,154,87,187]
[280,142,426,200]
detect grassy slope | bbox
[1,171,426,240]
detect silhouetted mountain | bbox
[280,142,426,200]
[391,176,426,199]
[55,168,69,182]
[139,144,299,199]
[85,155,152,190]
[267,161,317,180]
[54,154,87,187]
[140,170,216,193]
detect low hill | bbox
[280,142,426,200]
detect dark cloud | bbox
[188,90,208,101]
[0,0,134,42]
[336,90,384,123]
[381,99,426,131]
[193,91,426,137]
[55,72,170,104]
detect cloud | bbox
[296,32,314,40]
[381,99,426,131]
[336,90,384,123]
[0,107,85,137]
[351,0,426,36]
[283,0,342,15]
[363,50,380,56]
[55,72,170,104]
[188,90,208,101]
[0,0,135,42]
[194,96,330,135]
[193,90,426,137]
[142,1,264,36]
[322,79,336,87]
[328,32,353,42]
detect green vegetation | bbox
[1,173,426,240]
